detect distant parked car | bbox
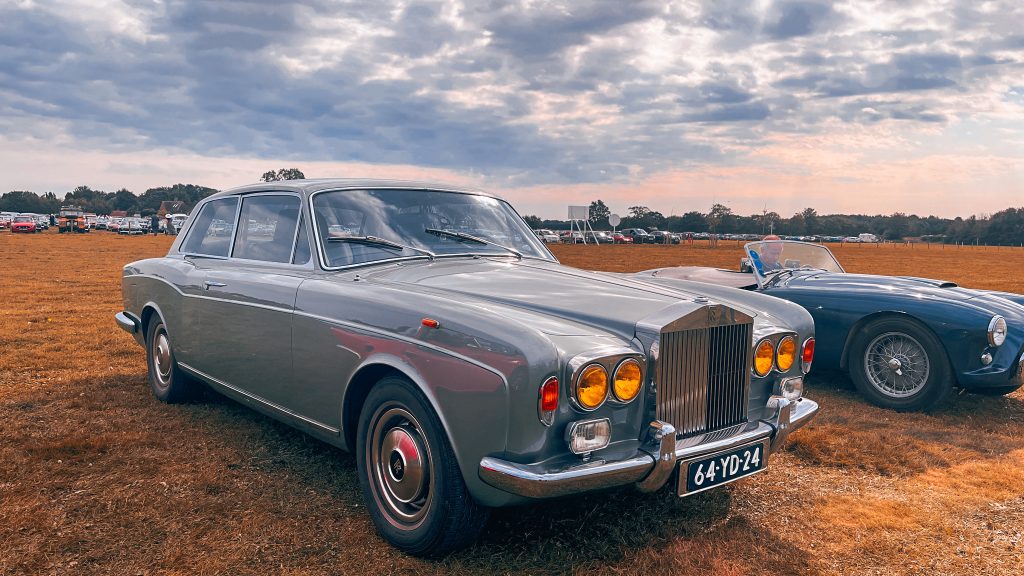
[620,228,653,244]
[612,232,633,244]
[119,218,146,235]
[650,231,679,245]
[559,230,584,244]
[593,231,615,244]
[117,178,818,557]
[10,215,37,233]
[533,229,559,243]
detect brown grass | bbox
[1,232,1023,575]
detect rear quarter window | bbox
[180,197,239,257]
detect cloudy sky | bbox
[1,0,1022,219]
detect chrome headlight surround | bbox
[988,315,1007,347]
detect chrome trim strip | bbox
[179,362,340,434]
[123,273,510,387]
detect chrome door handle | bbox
[203,280,227,290]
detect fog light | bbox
[567,418,611,455]
[779,377,804,402]
[980,352,993,366]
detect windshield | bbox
[312,188,554,268]
[745,240,844,281]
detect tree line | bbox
[523,201,1024,246]
[0,169,306,217]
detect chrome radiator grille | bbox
[656,321,753,437]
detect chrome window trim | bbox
[307,187,556,272]
[230,191,303,265]
[178,196,240,258]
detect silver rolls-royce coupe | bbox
[115,179,819,556]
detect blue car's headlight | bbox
[988,315,1007,347]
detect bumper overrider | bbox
[479,395,818,499]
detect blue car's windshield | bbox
[745,240,844,283]
[312,189,554,268]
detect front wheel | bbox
[849,317,953,411]
[356,377,489,557]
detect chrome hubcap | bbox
[368,406,432,526]
[152,331,172,388]
[865,332,930,398]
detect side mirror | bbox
[739,258,753,273]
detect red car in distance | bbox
[10,215,38,233]
[612,232,633,244]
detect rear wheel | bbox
[356,376,488,557]
[849,317,953,411]
[145,319,197,403]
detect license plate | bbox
[678,441,768,496]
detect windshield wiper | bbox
[763,268,796,288]
[326,235,434,260]
[424,228,522,259]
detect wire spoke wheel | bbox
[864,332,930,398]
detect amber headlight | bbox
[776,336,796,372]
[612,358,642,403]
[754,339,775,377]
[575,364,609,410]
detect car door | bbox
[176,196,240,366]
[195,193,310,410]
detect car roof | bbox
[209,178,499,201]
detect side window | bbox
[181,198,239,257]
[231,195,301,263]
[292,214,311,265]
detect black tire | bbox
[970,384,1022,397]
[145,319,196,403]
[848,317,953,411]
[356,376,489,557]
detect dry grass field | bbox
[2,232,1023,575]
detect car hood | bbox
[352,258,778,338]
[783,271,979,301]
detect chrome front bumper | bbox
[478,396,818,499]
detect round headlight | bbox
[776,336,796,372]
[988,315,1007,347]
[612,358,642,402]
[576,364,609,410]
[754,339,775,377]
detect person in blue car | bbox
[756,234,785,273]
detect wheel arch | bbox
[340,354,516,507]
[840,311,949,371]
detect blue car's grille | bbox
[656,321,753,437]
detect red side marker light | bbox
[802,337,815,371]
[421,318,440,329]
[538,376,559,426]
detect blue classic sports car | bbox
[637,240,1024,411]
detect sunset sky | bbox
[1,0,1022,219]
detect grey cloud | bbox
[764,1,841,40]
[1,0,1021,186]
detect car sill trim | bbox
[179,363,340,435]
